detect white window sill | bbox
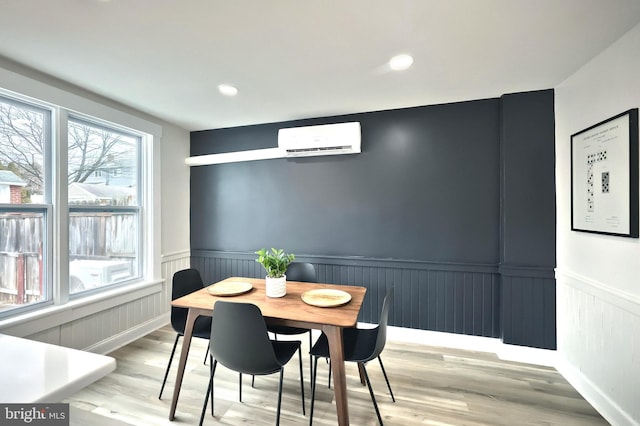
[0,279,164,337]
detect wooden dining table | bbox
[168,276,367,425]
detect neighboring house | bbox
[68,182,134,205]
[0,170,26,204]
[83,163,136,188]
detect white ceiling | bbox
[1,0,640,132]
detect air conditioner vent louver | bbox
[278,122,361,157]
[285,145,352,154]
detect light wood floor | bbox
[65,325,609,426]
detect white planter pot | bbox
[265,275,287,298]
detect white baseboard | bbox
[386,325,557,367]
[84,313,170,355]
[556,356,637,426]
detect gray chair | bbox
[309,287,395,426]
[200,301,306,426]
[158,268,212,399]
[267,262,316,378]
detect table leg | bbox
[168,309,197,420]
[323,325,349,426]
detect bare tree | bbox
[0,101,135,197]
[0,103,45,194]
[67,121,131,184]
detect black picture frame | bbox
[571,108,639,237]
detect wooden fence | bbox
[0,212,136,308]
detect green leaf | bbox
[254,247,296,278]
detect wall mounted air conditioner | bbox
[278,122,361,157]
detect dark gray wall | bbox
[500,91,556,267]
[499,90,557,349]
[191,100,501,262]
[190,90,556,349]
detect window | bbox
[68,118,141,294]
[0,96,51,314]
[0,87,152,319]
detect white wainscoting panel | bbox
[20,251,191,356]
[555,269,640,426]
[160,250,192,312]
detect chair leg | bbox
[203,345,209,364]
[328,359,332,389]
[209,357,216,415]
[199,375,212,426]
[297,343,306,415]
[158,333,180,399]
[308,331,313,384]
[239,373,243,402]
[309,356,319,426]
[276,368,284,426]
[199,359,217,426]
[362,363,384,426]
[377,356,395,402]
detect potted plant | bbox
[255,248,295,297]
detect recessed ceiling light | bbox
[389,54,414,71]
[218,84,238,96]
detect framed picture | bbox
[571,108,639,237]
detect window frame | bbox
[66,115,144,296]
[0,204,53,317]
[0,95,54,318]
[0,85,158,321]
